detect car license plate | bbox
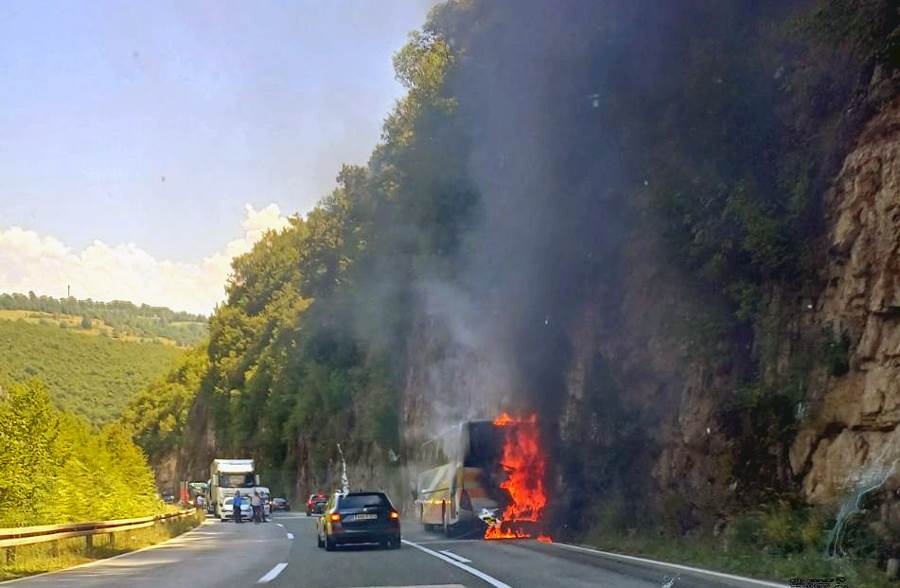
[345,513,377,521]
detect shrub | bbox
[731,511,764,547]
[823,330,851,376]
[589,494,629,534]
[761,502,805,555]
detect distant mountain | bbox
[0,292,208,346]
[0,319,184,424]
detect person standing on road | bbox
[233,491,243,523]
[251,491,262,524]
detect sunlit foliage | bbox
[0,292,207,346]
[120,347,209,459]
[0,320,183,424]
[0,381,161,526]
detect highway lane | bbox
[2,516,291,588]
[269,514,786,588]
[2,513,787,587]
[268,513,479,587]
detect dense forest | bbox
[0,320,183,424]
[128,0,900,581]
[121,348,208,461]
[0,380,161,526]
[0,292,208,346]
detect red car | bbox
[306,492,328,516]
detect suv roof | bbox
[337,491,392,508]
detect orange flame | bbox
[484,412,551,542]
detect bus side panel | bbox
[420,488,451,526]
[417,464,454,526]
[417,467,504,527]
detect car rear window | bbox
[339,493,388,509]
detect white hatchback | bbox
[220,496,253,522]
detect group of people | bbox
[232,490,267,523]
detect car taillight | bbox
[389,511,399,520]
[329,513,341,522]
[460,489,473,511]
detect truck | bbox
[208,459,259,519]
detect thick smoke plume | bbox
[398,0,883,520]
[391,0,890,534]
[406,0,650,435]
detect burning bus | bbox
[414,413,550,540]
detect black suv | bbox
[316,491,401,550]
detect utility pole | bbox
[67,285,71,298]
[336,443,350,494]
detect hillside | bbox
[0,319,183,424]
[133,0,900,583]
[0,293,208,346]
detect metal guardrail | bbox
[0,508,197,550]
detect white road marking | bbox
[438,550,472,564]
[552,543,789,587]
[402,540,511,588]
[0,519,215,586]
[257,562,288,584]
[409,539,483,545]
[348,585,465,588]
[276,523,284,528]
[286,532,294,539]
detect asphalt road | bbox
[3,513,789,588]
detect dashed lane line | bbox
[257,562,288,584]
[408,539,484,545]
[438,550,472,564]
[402,540,511,588]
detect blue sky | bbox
[0,0,436,312]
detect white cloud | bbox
[0,204,291,315]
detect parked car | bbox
[220,496,253,522]
[306,493,327,515]
[316,491,401,550]
[272,497,291,511]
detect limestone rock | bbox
[798,98,900,504]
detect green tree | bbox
[0,380,161,526]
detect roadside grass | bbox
[0,511,204,582]
[580,530,894,588]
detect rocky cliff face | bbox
[551,87,900,525]
[793,95,900,504]
[397,90,900,534]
